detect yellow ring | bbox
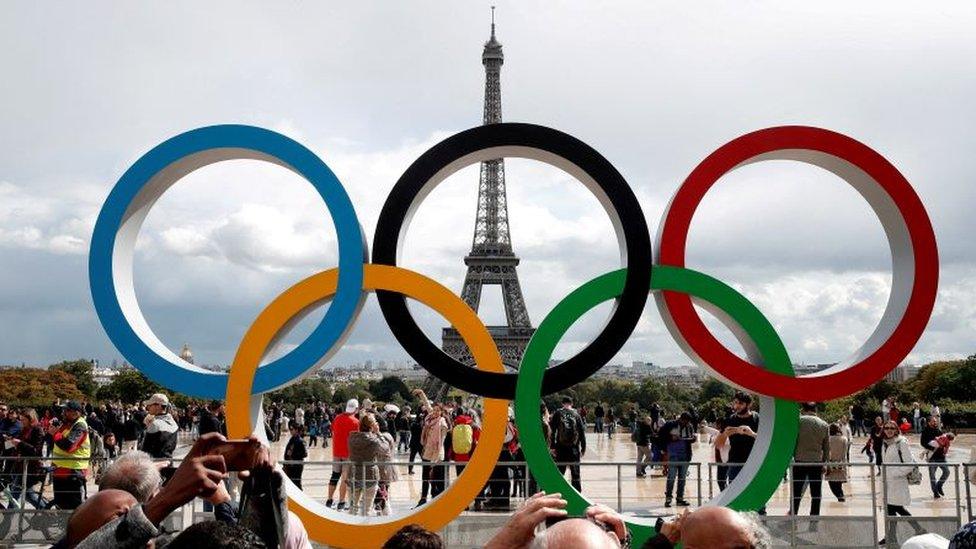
[225,264,507,548]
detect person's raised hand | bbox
[585,503,628,542]
[484,491,568,549]
[237,435,274,480]
[144,454,227,526]
[185,432,227,459]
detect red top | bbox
[331,413,360,459]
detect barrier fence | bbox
[0,457,971,547]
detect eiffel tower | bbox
[427,9,535,403]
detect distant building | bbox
[179,343,194,365]
[93,367,119,387]
[885,364,923,383]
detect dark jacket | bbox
[198,409,223,437]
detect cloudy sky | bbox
[2,2,974,375]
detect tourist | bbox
[634,414,654,478]
[395,409,411,454]
[594,403,605,434]
[103,431,119,459]
[867,415,885,469]
[376,420,397,516]
[294,405,305,430]
[711,417,731,491]
[283,422,308,489]
[659,412,695,507]
[921,415,952,498]
[140,393,178,459]
[8,408,45,508]
[888,398,901,423]
[912,402,923,433]
[605,408,616,438]
[448,408,479,477]
[643,506,771,548]
[850,401,865,436]
[198,400,224,438]
[325,398,360,510]
[931,402,941,426]
[347,413,383,516]
[724,392,758,481]
[49,400,91,509]
[98,450,162,503]
[881,397,891,420]
[792,402,829,517]
[548,396,586,491]
[418,403,450,505]
[308,418,319,448]
[825,423,849,502]
[408,406,426,475]
[382,524,444,549]
[878,419,925,546]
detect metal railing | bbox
[0,455,970,547]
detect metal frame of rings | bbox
[89,123,939,549]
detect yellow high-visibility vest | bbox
[51,417,91,471]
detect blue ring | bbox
[89,125,366,398]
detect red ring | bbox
[657,126,938,401]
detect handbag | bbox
[897,444,922,485]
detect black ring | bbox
[372,123,652,399]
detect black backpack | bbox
[555,409,579,447]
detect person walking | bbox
[792,402,830,517]
[850,402,865,437]
[594,403,605,434]
[283,422,308,489]
[920,416,950,498]
[826,423,849,502]
[548,396,586,491]
[606,408,616,439]
[395,410,411,454]
[635,415,654,478]
[659,412,695,507]
[867,416,885,469]
[325,399,360,510]
[878,419,925,546]
[912,403,923,433]
[407,408,425,475]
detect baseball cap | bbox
[144,393,170,407]
[345,399,359,414]
[65,401,84,413]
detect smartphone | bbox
[210,439,262,471]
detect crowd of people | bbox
[0,388,969,547]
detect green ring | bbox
[515,266,799,546]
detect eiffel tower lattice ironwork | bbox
[427,10,535,402]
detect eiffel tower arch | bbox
[427,11,535,402]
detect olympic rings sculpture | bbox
[89,122,938,548]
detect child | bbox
[308,419,319,448]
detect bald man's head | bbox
[681,507,768,549]
[529,518,621,549]
[66,489,138,548]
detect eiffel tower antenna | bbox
[432,9,536,402]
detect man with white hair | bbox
[98,450,162,502]
[484,492,770,549]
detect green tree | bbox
[368,376,412,403]
[267,378,333,409]
[96,368,163,404]
[0,367,83,406]
[49,359,97,397]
